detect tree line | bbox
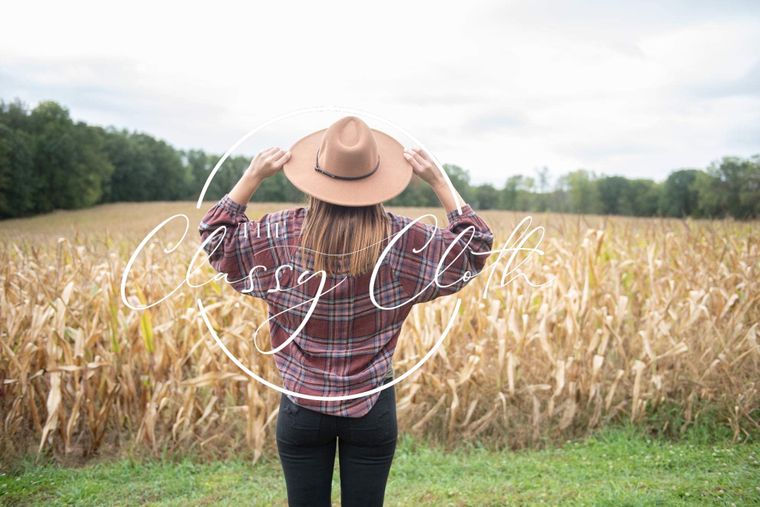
[1,98,758,219]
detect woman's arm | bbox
[198,148,291,298]
[396,147,495,303]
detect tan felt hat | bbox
[282,115,413,206]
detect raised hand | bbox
[247,147,291,180]
[403,147,445,188]
[403,146,465,212]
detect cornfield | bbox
[1,201,758,464]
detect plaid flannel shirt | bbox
[199,193,494,417]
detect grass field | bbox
[0,200,758,465]
[2,425,759,506]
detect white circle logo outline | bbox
[196,104,465,402]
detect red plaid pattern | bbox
[199,193,494,417]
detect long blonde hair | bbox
[299,194,391,276]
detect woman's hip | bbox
[276,381,397,446]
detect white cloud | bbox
[1,0,758,186]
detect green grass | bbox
[2,425,758,506]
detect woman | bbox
[199,116,494,506]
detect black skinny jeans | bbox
[275,377,398,507]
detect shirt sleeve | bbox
[198,193,286,299]
[391,203,494,304]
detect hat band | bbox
[314,148,380,180]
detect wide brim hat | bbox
[282,115,413,206]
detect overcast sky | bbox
[2,0,759,186]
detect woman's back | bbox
[199,195,494,417]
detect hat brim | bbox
[282,127,413,206]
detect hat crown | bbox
[317,116,379,179]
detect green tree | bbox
[692,156,760,219]
[558,170,600,214]
[499,175,534,210]
[627,179,661,216]
[596,176,631,215]
[3,97,758,221]
[712,156,760,219]
[27,101,76,211]
[0,123,35,218]
[473,183,500,209]
[659,169,700,217]
[102,129,151,201]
